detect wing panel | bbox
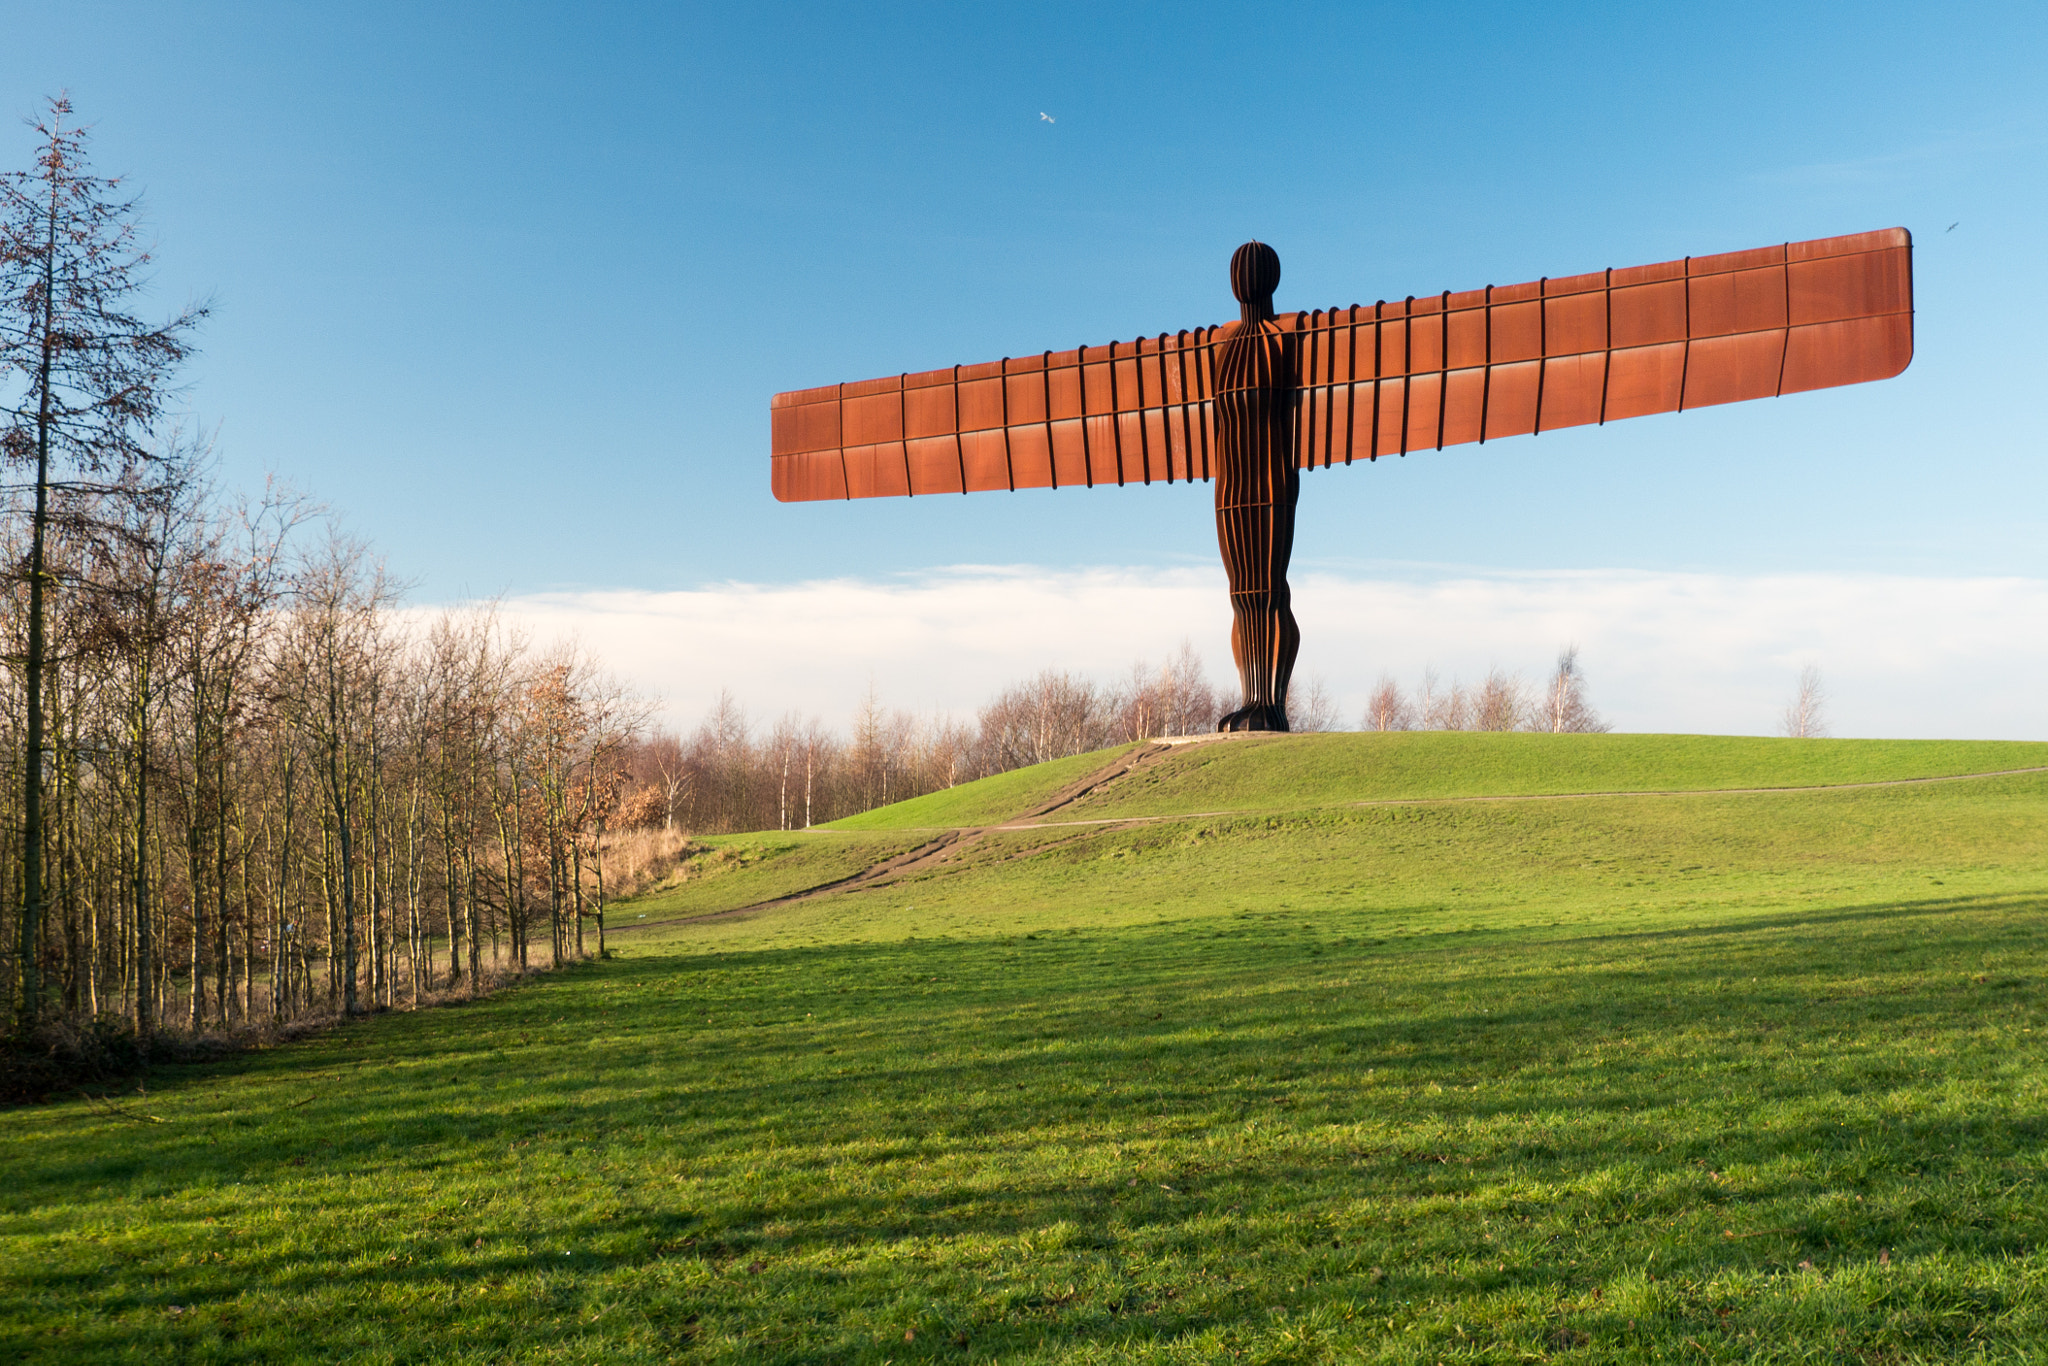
[959,428,1012,492]
[957,376,1005,433]
[1544,291,1608,355]
[1086,413,1120,485]
[1408,307,1445,373]
[1780,313,1913,393]
[1047,365,1084,422]
[1483,360,1542,440]
[1049,418,1089,487]
[1534,351,1606,433]
[842,390,902,446]
[1491,300,1542,364]
[771,396,840,458]
[1007,426,1056,490]
[906,436,964,495]
[1005,366,1047,425]
[1405,373,1443,452]
[1689,266,1787,338]
[1376,377,1409,455]
[1604,342,1687,422]
[1787,249,1911,326]
[903,382,955,441]
[843,443,909,499]
[1446,307,1487,370]
[1682,330,1786,410]
[770,450,848,503]
[1610,280,1688,349]
[1442,367,1487,448]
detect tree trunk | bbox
[330,747,358,1014]
[131,690,154,1035]
[15,200,60,1032]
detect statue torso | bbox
[1213,318,1296,508]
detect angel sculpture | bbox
[771,229,1912,730]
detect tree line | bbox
[1361,646,1609,734]
[0,100,657,1043]
[633,641,1226,835]
[638,643,1605,839]
[0,447,651,1036]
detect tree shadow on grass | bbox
[9,892,2047,1361]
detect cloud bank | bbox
[487,565,2048,741]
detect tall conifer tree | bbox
[0,96,204,1026]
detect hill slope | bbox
[6,733,2046,1364]
[832,731,2048,829]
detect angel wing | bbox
[770,326,1225,501]
[769,228,1911,502]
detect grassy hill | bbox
[825,744,1143,829]
[832,731,2048,829]
[6,733,2047,1363]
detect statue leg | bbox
[1216,468,1299,731]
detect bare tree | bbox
[1286,673,1341,733]
[522,644,593,965]
[1418,669,1471,731]
[849,682,886,810]
[268,535,396,1013]
[92,455,203,1031]
[1108,641,1219,741]
[1159,640,1217,737]
[577,668,648,958]
[1540,645,1609,734]
[797,716,831,828]
[1114,659,1157,741]
[1363,675,1411,732]
[1781,665,1828,738]
[696,689,751,830]
[1472,668,1526,732]
[766,712,801,831]
[634,728,689,833]
[978,670,1111,770]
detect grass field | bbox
[825,746,1142,830]
[5,733,2047,1363]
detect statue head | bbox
[1230,241,1280,321]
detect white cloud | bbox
[482,565,2048,741]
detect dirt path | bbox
[616,742,1189,930]
[621,758,2048,931]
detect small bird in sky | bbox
[1040,112,1055,123]
[1946,221,1960,232]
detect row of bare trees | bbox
[624,642,1231,836]
[0,97,654,1037]
[0,452,648,1035]
[1361,647,1609,733]
[630,643,1602,841]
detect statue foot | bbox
[1216,704,1290,733]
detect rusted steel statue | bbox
[1212,241,1299,730]
[770,228,1913,731]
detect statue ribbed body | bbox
[1212,241,1300,732]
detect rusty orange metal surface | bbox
[769,228,1913,503]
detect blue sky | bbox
[3,2,2044,733]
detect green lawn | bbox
[6,735,2047,1363]
[612,829,933,931]
[825,745,1143,830]
[840,732,2048,829]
